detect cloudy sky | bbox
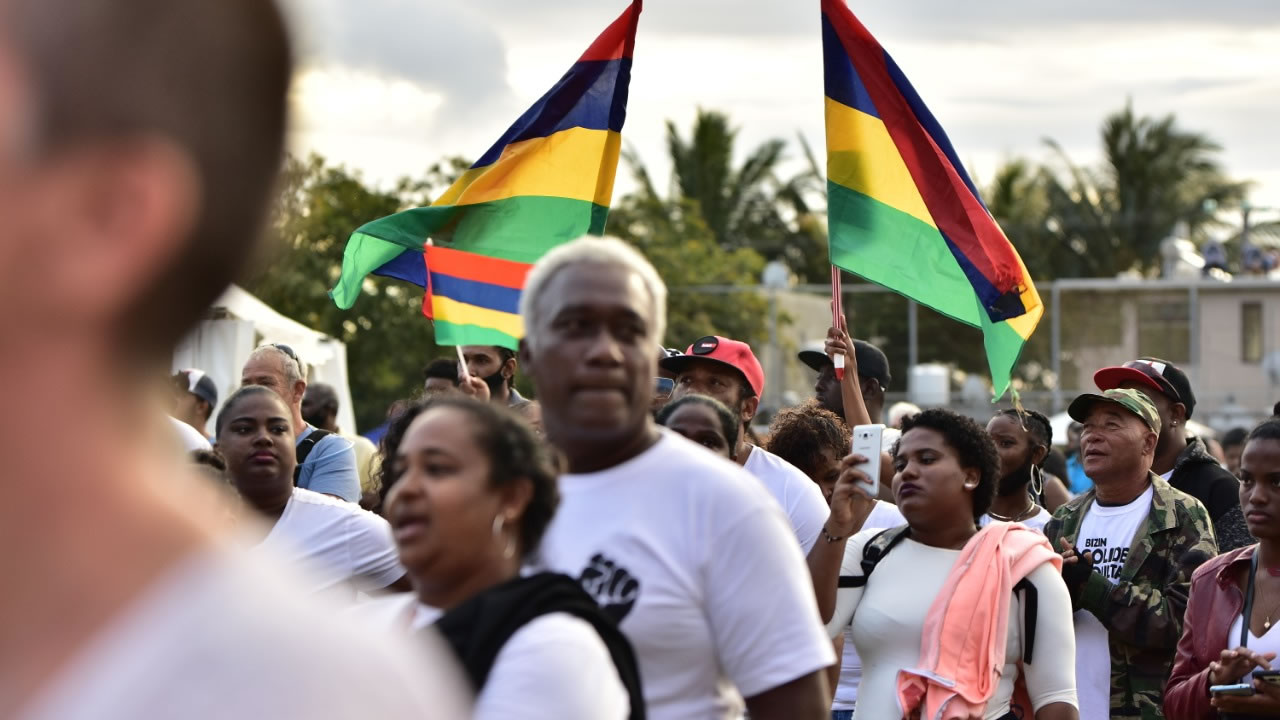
[282,0,1280,221]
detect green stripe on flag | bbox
[330,195,609,310]
[827,180,980,328]
[434,320,521,351]
[827,180,1029,396]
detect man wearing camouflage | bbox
[1045,388,1217,720]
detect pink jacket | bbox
[896,522,1062,720]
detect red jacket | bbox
[1164,544,1255,719]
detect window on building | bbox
[1137,299,1190,364]
[1242,302,1263,364]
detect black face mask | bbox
[481,369,507,397]
[997,455,1035,496]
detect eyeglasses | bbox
[654,377,675,398]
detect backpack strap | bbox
[839,525,911,589]
[1013,577,1038,664]
[293,429,333,484]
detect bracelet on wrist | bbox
[821,525,847,543]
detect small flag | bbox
[330,1,641,349]
[821,0,1043,398]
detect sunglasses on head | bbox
[271,343,302,373]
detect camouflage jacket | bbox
[1043,473,1218,720]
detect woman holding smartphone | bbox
[1166,419,1280,718]
[825,409,1078,720]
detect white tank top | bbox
[1229,613,1280,661]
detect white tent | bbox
[172,285,357,435]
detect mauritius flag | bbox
[330,1,641,349]
[821,0,1043,397]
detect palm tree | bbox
[1037,103,1248,277]
[621,109,829,282]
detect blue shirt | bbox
[296,424,360,502]
[1065,453,1092,496]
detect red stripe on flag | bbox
[822,0,1023,297]
[577,1,641,62]
[424,245,532,291]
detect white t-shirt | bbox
[15,546,469,720]
[1072,484,1154,720]
[356,593,629,720]
[169,415,212,452]
[255,487,405,598]
[833,500,906,711]
[537,429,836,720]
[828,530,1077,720]
[979,507,1052,533]
[742,445,831,553]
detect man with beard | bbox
[983,408,1055,531]
[460,345,528,408]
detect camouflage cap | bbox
[1068,388,1162,434]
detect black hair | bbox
[190,448,227,474]
[423,357,462,386]
[899,408,1000,523]
[1249,419,1280,444]
[1042,447,1068,483]
[490,347,517,389]
[378,396,559,559]
[765,402,850,480]
[995,408,1053,463]
[215,385,287,437]
[1223,426,1249,449]
[657,394,741,457]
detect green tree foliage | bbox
[252,151,771,427]
[989,103,1248,279]
[608,146,770,347]
[247,154,462,431]
[632,109,830,282]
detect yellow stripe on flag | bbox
[430,295,525,339]
[825,97,936,228]
[434,128,622,208]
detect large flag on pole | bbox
[821,0,1042,398]
[330,1,641,349]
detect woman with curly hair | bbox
[825,408,1078,720]
[360,396,644,719]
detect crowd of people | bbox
[6,1,1280,719]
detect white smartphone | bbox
[1210,682,1255,696]
[850,424,884,499]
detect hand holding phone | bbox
[850,425,884,498]
[829,452,879,538]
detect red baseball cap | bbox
[658,335,765,397]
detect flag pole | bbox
[831,265,845,380]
